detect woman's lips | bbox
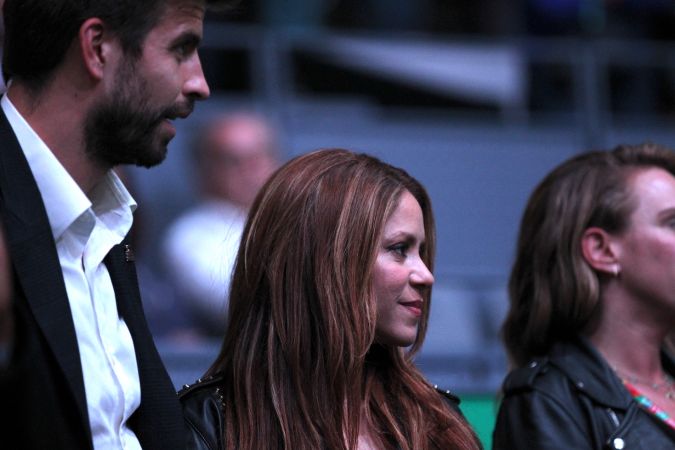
[400,300,423,317]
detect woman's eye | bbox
[389,243,408,257]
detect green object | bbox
[459,394,498,449]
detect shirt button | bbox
[613,438,625,449]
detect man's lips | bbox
[161,102,195,123]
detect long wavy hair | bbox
[207,149,480,450]
[503,143,675,367]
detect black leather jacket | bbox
[180,374,226,450]
[492,337,675,450]
[179,373,464,450]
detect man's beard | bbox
[84,63,192,169]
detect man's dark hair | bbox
[2,0,167,91]
[2,0,234,92]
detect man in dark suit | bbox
[0,0,231,448]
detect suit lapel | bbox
[0,111,90,429]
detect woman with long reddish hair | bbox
[179,149,481,450]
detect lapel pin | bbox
[124,244,135,262]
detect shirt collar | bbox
[90,170,137,242]
[1,95,137,241]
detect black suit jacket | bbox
[0,108,184,449]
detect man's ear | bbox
[581,227,620,276]
[78,18,110,81]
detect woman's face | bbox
[613,167,675,320]
[372,190,434,347]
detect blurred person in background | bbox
[162,111,279,337]
[493,143,675,449]
[178,149,482,450]
[0,0,232,448]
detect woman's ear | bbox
[581,227,620,276]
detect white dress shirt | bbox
[2,95,143,450]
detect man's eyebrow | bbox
[172,31,202,48]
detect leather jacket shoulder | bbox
[179,374,465,450]
[179,373,226,450]
[434,384,463,415]
[492,337,675,450]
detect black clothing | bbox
[492,337,675,450]
[180,374,226,450]
[0,108,184,449]
[179,372,464,450]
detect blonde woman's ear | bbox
[580,227,620,276]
